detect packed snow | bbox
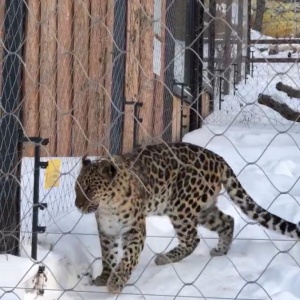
[2,30,300,300]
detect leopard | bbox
[74,142,300,294]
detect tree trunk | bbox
[253,0,266,32]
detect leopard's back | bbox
[123,142,224,216]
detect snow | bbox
[2,30,300,300]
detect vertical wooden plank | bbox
[22,0,40,156]
[40,0,57,156]
[57,0,72,156]
[138,0,155,146]
[123,0,141,153]
[72,0,90,156]
[88,0,105,156]
[88,0,113,156]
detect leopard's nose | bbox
[75,197,83,208]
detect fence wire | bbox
[1,0,300,300]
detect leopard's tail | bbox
[220,159,300,239]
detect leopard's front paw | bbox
[93,272,110,286]
[107,272,126,294]
[154,254,171,265]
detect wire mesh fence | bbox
[2,0,300,299]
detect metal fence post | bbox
[162,0,175,142]
[110,0,127,155]
[246,0,251,76]
[189,0,204,131]
[19,137,49,260]
[207,0,216,105]
[0,0,24,255]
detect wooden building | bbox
[16,0,191,157]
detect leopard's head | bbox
[75,156,117,214]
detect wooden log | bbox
[258,94,300,122]
[57,0,72,156]
[122,0,141,153]
[137,0,155,146]
[40,0,57,156]
[276,82,300,99]
[22,0,40,156]
[72,0,90,156]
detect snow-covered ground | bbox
[3,30,300,299]
[3,124,300,300]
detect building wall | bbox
[17,0,185,157]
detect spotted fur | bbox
[75,142,300,294]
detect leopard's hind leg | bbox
[198,206,234,256]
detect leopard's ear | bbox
[82,155,91,167]
[100,160,117,179]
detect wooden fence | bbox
[0,0,189,157]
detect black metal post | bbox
[246,0,251,76]
[251,50,254,77]
[207,0,216,105]
[31,145,40,260]
[233,63,238,95]
[0,0,24,255]
[219,77,224,110]
[21,137,49,260]
[110,0,127,154]
[189,0,204,131]
[236,0,244,82]
[162,0,175,142]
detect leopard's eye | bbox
[84,187,91,196]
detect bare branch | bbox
[276,82,300,99]
[258,94,300,123]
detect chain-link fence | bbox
[2,0,300,299]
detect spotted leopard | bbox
[75,142,300,294]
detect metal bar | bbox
[0,0,24,255]
[187,0,197,131]
[236,0,244,82]
[21,137,50,145]
[219,77,224,110]
[110,0,127,155]
[207,0,216,107]
[189,0,204,131]
[179,83,187,140]
[246,0,251,75]
[251,50,254,77]
[162,0,175,142]
[197,0,204,128]
[233,63,238,95]
[133,103,143,149]
[31,145,40,260]
[250,57,300,63]
[223,0,232,95]
[251,39,300,44]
